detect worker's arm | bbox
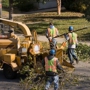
[56,28,59,36]
[64,33,69,41]
[56,60,64,72]
[45,28,50,38]
[45,29,49,38]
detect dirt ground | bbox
[69,61,90,90]
[0,61,90,90]
[0,69,21,90]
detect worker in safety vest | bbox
[46,23,59,49]
[42,49,64,90]
[64,26,79,64]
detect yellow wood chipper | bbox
[0,18,74,79]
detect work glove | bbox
[64,34,69,40]
[64,34,67,38]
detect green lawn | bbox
[13,11,90,41]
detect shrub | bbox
[85,5,90,21]
[17,3,34,12]
[2,0,9,8]
[70,0,88,12]
[15,0,35,12]
[62,0,74,10]
[76,43,90,61]
[62,0,89,12]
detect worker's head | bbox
[49,22,55,29]
[49,49,56,56]
[68,26,73,32]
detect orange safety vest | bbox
[45,57,58,73]
[48,28,58,37]
[68,32,77,45]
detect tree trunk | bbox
[0,0,2,18]
[57,0,61,15]
[9,0,13,20]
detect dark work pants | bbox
[67,48,78,64]
[49,38,57,49]
[45,75,59,90]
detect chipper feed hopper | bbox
[0,18,74,79]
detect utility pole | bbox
[0,0,2,18]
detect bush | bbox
[70,0,88,12]
[15,0,35,12]
[2,0,9,8]
[17,3,34,12]
[85,5,90,21]
[76,43,90,61]
[62,0,89,12]
[62,0,74,10]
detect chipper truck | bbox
[0,18,74,79]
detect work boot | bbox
[76,59,79,64]
[70,63,75,65]
[70,61,74,65]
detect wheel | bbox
[3,65,17,79]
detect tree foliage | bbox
[14,0,35,12]
[62,0,73,10]
[2,0,9,8]
[3,0,90,19]
[62,0,90,21]
[84,1,90,21]
[76,43,90,61]
[62,0,89,12]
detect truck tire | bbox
[3,65,17,79]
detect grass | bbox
[13,10,90,41]
[2,10,9,17]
